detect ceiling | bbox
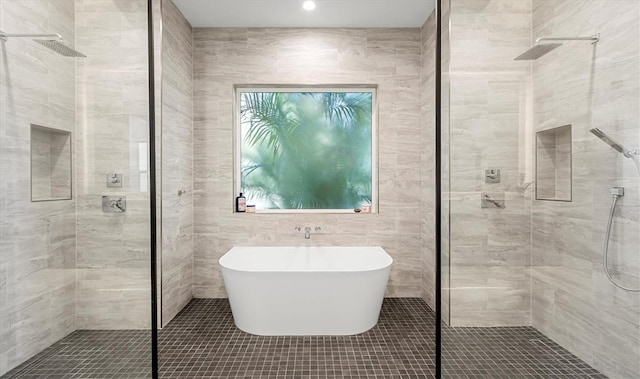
[172,0,435,28]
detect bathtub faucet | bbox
[294,226,322,239]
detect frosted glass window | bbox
[235,86,377,213]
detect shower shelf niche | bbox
[30,124,72,202]
[535,124,572,202]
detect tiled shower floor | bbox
[3,298,605,378]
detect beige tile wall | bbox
[192,27,424,298]
[446,0,534,327]
[30,127,72,200]
[440,0,452,325]
[535,125,572,200]
[160,0,194,327]
[0,0,77,374]
[421,13,437,309]
[30,128,56,198]
[152,0,163,325]
[75,0,151,329]
[445,0,639,375]
[530,1,640,377]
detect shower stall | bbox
[439,0,640,377]
[0,0,154,376]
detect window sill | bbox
[234,209,376,214]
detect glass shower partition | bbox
[0,0,155,377]
[440,0,640,377]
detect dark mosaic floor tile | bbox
[2,330,152,378]
[155,298,436,378]
[2,298,605,379]
[442,326,607,379]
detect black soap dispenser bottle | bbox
[236,192,246,213]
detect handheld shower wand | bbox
[602,188,640,292]
[589,128,640,292]
[589,128,640,175]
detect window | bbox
[235,86,378,213]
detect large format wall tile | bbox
[447,0,533,327]
[0,0,77,375]
[421,14,437,309]
[159,0,194,327]
[530,1,640,377]
[193,27,424,298]
[75,0,151,330]
[446,0,639,376]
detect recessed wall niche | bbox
[31,124,72,201]
[536,125,572,201]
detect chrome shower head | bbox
[0,31,85,58]
[33,39,86,57]
[514,34,600,61]
[514,44,562,61]
[589,128,628,156]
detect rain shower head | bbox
[590,128,630,157]
[33,39,86,57]
[514,44,562,61]
[514,34,600,61]
[0,31,86,58]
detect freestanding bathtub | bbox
[219,246,393,336]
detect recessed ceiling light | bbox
[303,1,316,11]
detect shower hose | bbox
[603,193,640,292]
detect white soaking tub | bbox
[219,246,393,336]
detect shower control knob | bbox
[485,169,500,183]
